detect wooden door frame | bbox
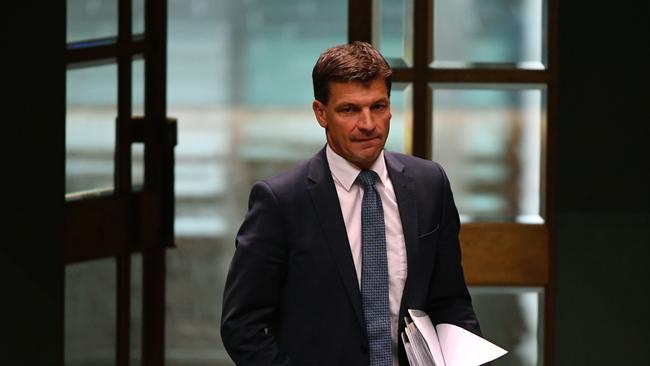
[64,1,175,365]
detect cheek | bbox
[328,123,352,146]
[334,120,355,137]
[380,117,391,132]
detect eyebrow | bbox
[334,96,389,108]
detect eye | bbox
[372,103,387,111]
[338,105,356,114]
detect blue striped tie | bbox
[357,170,392,366]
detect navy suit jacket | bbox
[221,147,481,365]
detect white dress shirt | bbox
[326,145,407,365]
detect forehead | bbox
[328,78,389,103]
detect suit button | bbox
[360,344,368,354]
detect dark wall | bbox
[1,3,65,365]
[556,3,650,365]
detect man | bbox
[221,41,482,366]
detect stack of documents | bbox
[402,309,507,366]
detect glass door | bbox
[65,1,174,365]
[350,0,557,364]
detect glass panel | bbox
[167,1,347,364]
[132,59,145,189]
[470,286,544,366]
[67,0,118,43]
[385,83,413,154]
[65,258,117,366]
[66,65,117,195]
[132,143,144,189]
[133,59,145,116]
[378,0,414,67]
[431,84,545,223]
[432,0,546,69]
[131,254,142,366]
[133,0,145,36]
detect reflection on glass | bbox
[166,1,347,364]
[379,0,414,67]
[66,65,117,195]
[67,0,118,43]
[131,254,142,366]
[132,143,144,189]
[385,83,413,154]
[133,59,144,116]
[431,85,544,223]
[133,0,145,36]
[432,0,546,69]
[132,59,145,189]
[469,286,544,366]
[65,258,117,366]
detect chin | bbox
[354,151,381,167]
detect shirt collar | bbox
[326,144,388,192]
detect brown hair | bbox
[312,41,392,104]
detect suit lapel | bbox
[307,148,365,331]
[385,152,420,318]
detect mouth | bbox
[352,136,380,143]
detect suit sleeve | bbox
[221,181,291,366]
[425,164,483,336]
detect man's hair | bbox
[312,41,392,104]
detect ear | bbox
[312,100,327,128]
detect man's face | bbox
[312,78,391,169]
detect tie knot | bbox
[356,170,379,189]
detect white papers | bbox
[402,309,508,366]
[404,317,434,366]
[402,332,419,366]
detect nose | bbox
[356,108,375,132]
